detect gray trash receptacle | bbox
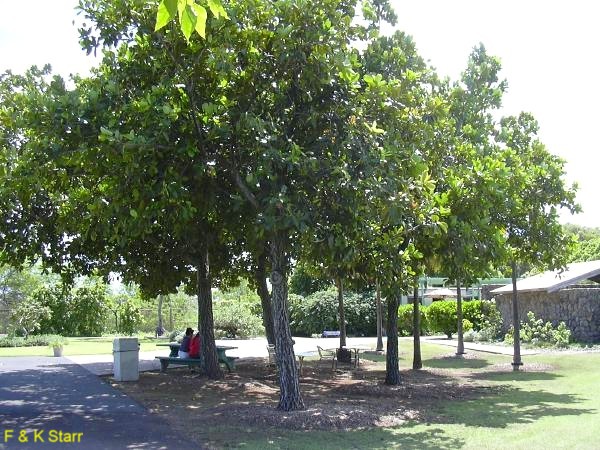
[113,337,139,381]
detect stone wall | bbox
[494,288,600,343]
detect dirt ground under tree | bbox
[106,351,553,447]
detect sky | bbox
[0,0,597,227]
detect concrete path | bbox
[0,356,202,450]
[69,336,387,376]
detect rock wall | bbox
[494,288,600,343]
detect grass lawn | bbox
[0,336,162,356]
[115,341,599,450]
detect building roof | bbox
[425,287,457,298]
[491,260,600,294]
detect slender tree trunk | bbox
[456,277,465,355]
[157,294,164,333]
[511,260,522,371]
[256,253,275,345]
[197,244,223,379]
[385,291,401,385]
[269,232,304,411]
[336,277,347,348]
[412,281,422,370]
[376,279,384,352]
[168,296,173,331]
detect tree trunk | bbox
[157,294,164,333]
[336,277,347,348]
[256,253,275,345]
[511,260,522,371]
[412,282,422,370]
[385,291,401,385]
[168,296,173,331]
[376,279,384,352]
[269,232,304,411]
[456,277,465,355]
[197,244,223,380]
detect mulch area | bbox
[104,353,542,434]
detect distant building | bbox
[491,260,600,343]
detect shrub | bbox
[289,289,377,337]
[0,334,65,348]
[462,319,473,332]
[398,304,428,336]
[118,301,142,336]
[463,329,477,342]
[504,311,572,348]
[426,301,457,338]
[213,300,264,339]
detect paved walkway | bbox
[0,356,202,449]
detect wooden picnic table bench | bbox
[156,344,238,372]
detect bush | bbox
[463,329,477,342]
[0,334,65,348]
[504,311,572,348]
[118,301,142,336]
[398,304,428,336]
[32,281,108,336]
[462,300,502,332]
[289,289,377,337]
[426,301,457,338]
[462,319,473,332]
[213,300,264,339]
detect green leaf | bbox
[129,209,138,219]
[191,3,207,39]
[207,0,228,19]
[155,0,177,31]
[179,4,196,41]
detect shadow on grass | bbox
[471,370,563,382]
[432,386,592,428]
[424,355,492,370]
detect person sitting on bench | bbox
[188,331,201,359]
[178,328,193,358]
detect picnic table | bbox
[324,345,371,368]
[295,350,319,375]
[156,343,238,372]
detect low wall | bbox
[494,288,600,343]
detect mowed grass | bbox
[0,336,162,356]
[200,342,600,450]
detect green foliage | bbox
[0,264,44,309]
[0,334,64,348]
[288,266,332,297]
[69,283,108,336]
[28,281,108,336]
[9,295,51,337]
[117,301,142,336]
[462,319,473,332]
[504,311,572,348]
[426,301,457,338]
[213,300,264,339]
[289,289,377,337]
[462,299,503,334]
[397,304,428,336]
[564,225,600,263]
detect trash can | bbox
[113,337,139,381]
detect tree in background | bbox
[496,112,579,370]
[564,224,600,263]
